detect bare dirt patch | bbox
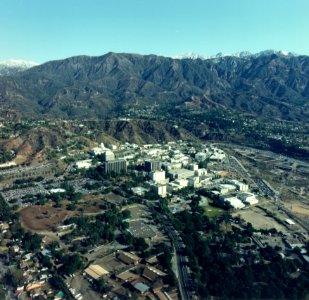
[234,207,287,232]
[291,204,309,216]
[20,205,71,232]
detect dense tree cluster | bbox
[171,207,309,299]
[62,204,128,248]
[22,232,42,252]
[58,253,83,275]
[0,194,13,221]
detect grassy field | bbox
[203,205,225,220]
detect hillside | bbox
[0,52,309,121]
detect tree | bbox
[4,269,24,288]
[0,194,12,221]
[95,279,110,293]
[23,232,42,251]
[60,253,83,275]
[133,237,148,252]
[122,209,131,219]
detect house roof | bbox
[117,251,140,264]
[84,264,109,280]
[116,271,139,282]
[142,266,167,282]
[154,290,170,300]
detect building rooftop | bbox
[84,264,109,280]
[133,282,150,294]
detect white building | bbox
[231,180,249,192]
[103,150,115,161]
[168,168,195,180]
[90,143,107,155]
[224,197,245,209]
[218,184,237,195]
[75,159,92,169]
[49,188,66,194]
[188,176,200,188]
[167,179,188,193]
[150,170,166,183]
[237,193,258,205]
[195,168,207,176]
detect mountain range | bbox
[0,51,308,121]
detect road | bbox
[155,212,193,300]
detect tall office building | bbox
[144,160,161,172]
[102,159,127,174]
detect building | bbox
[116,271,139,283]
[102,150,115,161]
[107,143,117,150]
[150,183,167,198]
[49,188,66,194]
[167,179,189,193]
[224,197,245,209]
[117,251,140,265]
[195,168,207,176]
[150,170,166,183]
[131,281,150,295]
[229,180,249,192]
[188,176,200,188]
[84,264,109,280]
[102,159,127,174]
[237,192,258,205]
[145,160,161,172]
[142,266,167,282]
[218,184,237,195]
[167,168,194,180]
[90,143,107,156]
[75,159,92,169]
[188,164,199,171]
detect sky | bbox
[0,0,308,63]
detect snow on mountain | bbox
[0,59,38,68]
[0,59,39,76]
[172,52,209,60]
[172,50,297,60]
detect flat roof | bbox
[133,282,150,293]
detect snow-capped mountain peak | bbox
[172,50,297,61]
[0,59,39,68]
[0,59,39,76]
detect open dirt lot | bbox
[20,205,72,232]
[234,207,287,232]
[291,204,309,216]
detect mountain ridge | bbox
[0,51,308,121]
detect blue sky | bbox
[1,0,308,63]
